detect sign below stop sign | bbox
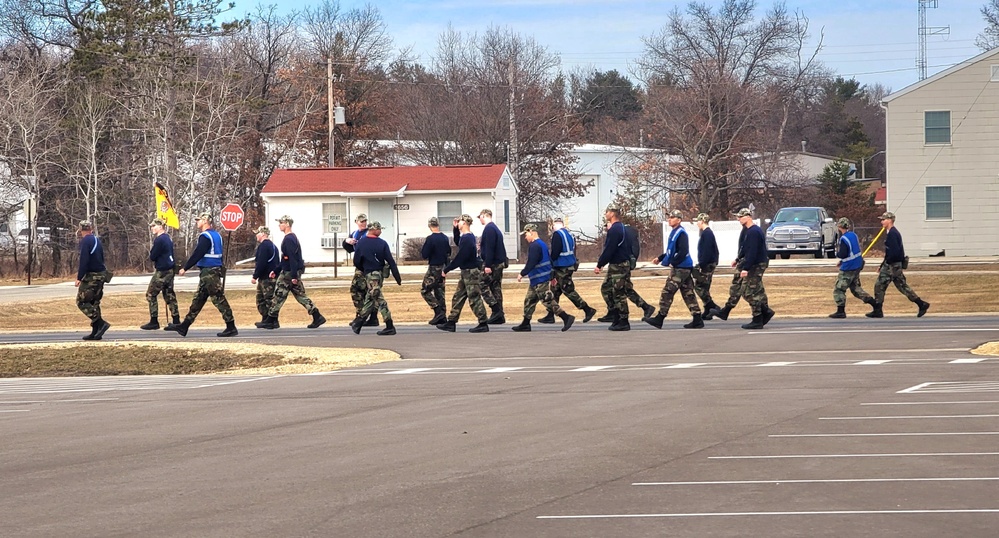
[219,203,244,231]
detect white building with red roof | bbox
[260,164,518,261]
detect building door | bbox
[367,199,396,254]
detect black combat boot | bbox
[761,306,775,326]
[916,300,930,318]
[436,319,457,332]
[609,311,631,331]
[82,318,100,341]
[741,315,765,330]
[377,319,396,336]
[642,303,656,319]
[710,304,733,321]
[829,305,846,319]
[164,316,181,331]
[140,317,159,330]
[350,315,365,334]
[469,322,490,333]
[582,305,597,323]
[512,318,532,332]
[90,318,111,340]
[175,319,192,337]
[683,313,705,329]
[217,321,238,337]
[865,302,884,318]
[597,309,617,323]
[486,304,505,325]
[258,315,279,330]
[643,312,666,329]
[537,311,556,324]
[429,307,447,326]
[558,311,575,332]
[254,314,268,328]
[701,301,720,320]
[364,312,379,327]
[308,309,327,329]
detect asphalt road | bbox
[2,316,999,537]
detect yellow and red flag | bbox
[155,182,180,229]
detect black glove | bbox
[395,276,402,286]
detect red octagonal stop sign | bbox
[219,203,244,231]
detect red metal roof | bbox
[262,164,508,194]
[875,186,887,204]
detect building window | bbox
[502,174,510,190]
[925,186,952,220]
[992,65,999,82]
[437,201,461,224]
[924,111,951,144]
[322,202,347,234]
[0,223,7,233]
[503,200,511,233]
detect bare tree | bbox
[978,0,999,50]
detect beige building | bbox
[882,48,999,256]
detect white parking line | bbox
[571,366,614,372]
[477,367,523,373]
[384,368,432,374]
[708,452,999,460]
[632,477,999,486]
[855,360,891,365]
[537,509,999,519]
[819,414,999,420]
[664,363,707,369]
[770,432,999,438]
[950,358,988,364]
[758,361,796,367]
[862,401,999,406]
[0,409,29,413]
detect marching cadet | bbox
[830,217,877,318]
[350,222,402,336]
[692,213,721,319]
[438,214,490,333]
[512,223,575,332]
[478,209,508,324]
[539,217,597,324]
[710,208,773,330]
[594,204,635,331]
[170,213,237,337]
[251,226,280,327]
[420,216,450,325]
[141,218,180,331]
[343,213,379,328]
[868,211,930,318]
[75,220,111,341]
[643,209,703,329]
[258,216,326,329]
[597,218,656,323]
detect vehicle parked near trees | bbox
[765,207,838,259]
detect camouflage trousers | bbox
[480,263,505,308]
[448,268,488,323]
[350,268,366,316]
[420,264,446,310]
[874,262,921,304]
[255,277,276,317]
[523,281,564,319]
[656,267,701,316]
[833,269,873,307]
[602,265,651,313]
[77,271,106,322]
[184,267,234,324]
[723,262,769,316]
[360,271,392,321]
[268,271,317,317]
[600,262,632,317]
[146,269,180,320]
[551,265,590,310]
[691,263,716,306]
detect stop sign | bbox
[219,203,244,231]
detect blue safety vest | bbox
[198,229,223,268]
[839,230,864,271]
[663,226,693,268]
[552,228,577,268]
[527,242,553,286]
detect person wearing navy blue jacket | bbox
[691,213,722,319]
[643,210,703,329]
[437,214,489,333]
[171,212,236,338]
[75,220,111,340]
[260,216,326,330]
[868,211,929,318]
[594,204,635,331]
[420,216,451,325]
[350,221,402,336]
[829,217,877,319]
[731,208,772,329]
[478,209,508,324]
[250,226,280,327]
[539,217,597,324]
[344,213,379,327]
[511,224,574,332]
[141,218,180,330]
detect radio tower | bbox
[918,0,950,80]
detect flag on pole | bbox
[155,182,180,229]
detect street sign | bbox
[219,203,244,231]
[328,214,343,233]
[393,203,410,210]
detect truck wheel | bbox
[768,252,776,260]
[814,250,824,259]
[780,253,790,260]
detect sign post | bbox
[328,214,343,278]
[218,203,245,291]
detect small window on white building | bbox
[437,201,462,224]
[925,186,952,220]
[322,202,348,234]
[503,200,510,233]
[924,111,951,144]
[991,65,999,82]
[502,174,510,190]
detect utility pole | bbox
[327,58,334,167]
[507,60,518,181]
[918,0,949,81]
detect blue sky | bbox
[228,0,988,93]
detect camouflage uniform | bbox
[360,271,392,321]
[834,270,872,306]
[77,271,107,322]
[184,267,235,324]
[480,263,505,308]
[421,265,446,309]
[691,263,717,307]
[448,267,488,323]
[600,261,632,317]
[350,268,366,316]
[268,271,318,317]
[873,262,920,304]
[523,282,564,319]
[146,269,180,320]
[255,277,276,317]
[741,262,769,316]
[552,265,588,310]
[657,267,702,316]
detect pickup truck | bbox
[765,207,838,259]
